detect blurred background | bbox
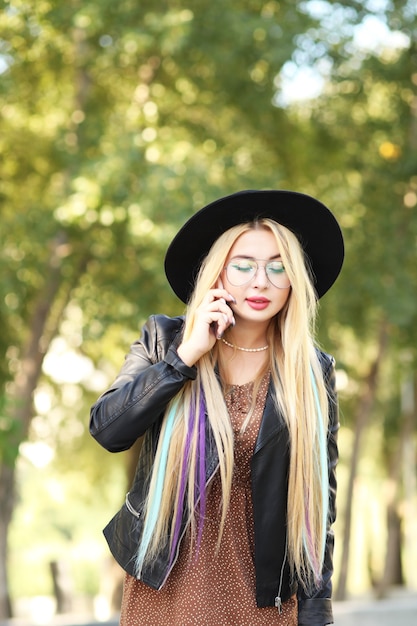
[1,0,416,623]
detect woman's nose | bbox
[252,265,269,288]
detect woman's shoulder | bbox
[315,347,336,374]
[141,314,185,354]
[146,313,185,334]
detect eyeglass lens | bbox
[226,258,290,289]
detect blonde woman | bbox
[90,190,344,625]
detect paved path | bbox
[333,594,417,625]
[334,594,417,626]
[1,594,417,625]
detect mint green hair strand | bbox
[135,400,178,576]
[309,365,329,565]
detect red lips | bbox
[246,297,270,310]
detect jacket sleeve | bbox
[298,354,339,626]
[89,315,197,453]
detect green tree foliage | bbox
[299,0,417,599]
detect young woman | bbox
[90,189,344,625]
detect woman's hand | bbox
[177,288,236,366]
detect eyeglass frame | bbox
[224,256,291,289]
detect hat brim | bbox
[164,189,344,303]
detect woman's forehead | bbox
[227,228,280,257]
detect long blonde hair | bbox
[135,219,330,591]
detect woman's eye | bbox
[233,262,254,272]
[268,262,285,274]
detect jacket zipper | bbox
[125,492,141,519]
[274,541,288,613]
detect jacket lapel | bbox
[254,384,287,454]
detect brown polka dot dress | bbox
[120,374,297,625]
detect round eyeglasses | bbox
[225,258,291,289]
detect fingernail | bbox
[217,332,223,340]
[229,294,236,303]
[231,316,236,326]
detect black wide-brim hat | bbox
[165,189,344,303]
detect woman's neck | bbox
[219,342,269,386]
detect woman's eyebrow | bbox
[229,254,282,261]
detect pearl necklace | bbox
[221,338,269,352]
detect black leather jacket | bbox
[90,315,338,626]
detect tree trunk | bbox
[0,29,92,620]
[0,235,84,619]
[335,320,389,601]
[375,373,415,597]
[379,506,403,592]
[0,464,14,619]
[50,561,73,614]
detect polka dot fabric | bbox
[120,374,297,625]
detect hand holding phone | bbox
[177,282,235,366]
